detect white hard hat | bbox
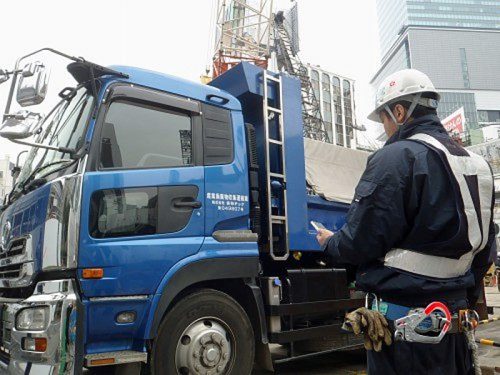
[368,69,440,123]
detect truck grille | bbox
[0,238,26,260]
[0,264,23,279]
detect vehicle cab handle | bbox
[206,94,229,105]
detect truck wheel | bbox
[152,289,255,375]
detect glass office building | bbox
[308,65,357,149]
[372,0,500,144]
[438,92,479,130]
[377,0,500,57]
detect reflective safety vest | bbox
[383,133,494,279]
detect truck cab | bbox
[0,49,364,374]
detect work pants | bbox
[367,332,474,375]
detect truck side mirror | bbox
[16,62,50,107]
[0,111,43,140]
[0,69,9,85]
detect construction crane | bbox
[273,8,328,142]
[209,0,329,142]
[210,0,274,78]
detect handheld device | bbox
[310,221,326,231]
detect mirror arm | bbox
[4,71,19,121]
[15,150,28,167]
[71,143,90,160]
[11,149,27,185]
[10,139,76,157]
[4,48,84,119]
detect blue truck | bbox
[0,48,365,374]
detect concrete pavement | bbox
[252,348,366,374]
[85,287,500,374]
[477,286,500,374]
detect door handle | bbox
[173,200,202,209]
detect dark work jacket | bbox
[324,114,497,307]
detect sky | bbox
[0,0,382,160]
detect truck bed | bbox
[210,63,369,253]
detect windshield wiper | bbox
[14,159,75,197]
[8,159,75,203]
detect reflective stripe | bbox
[384,248,475,278]
[383,133,493,278]
[409,133,493,252]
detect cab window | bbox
[99,101,192,169]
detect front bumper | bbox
[0,279,82,375]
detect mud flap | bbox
[255,342,274,372]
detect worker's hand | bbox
[342,307,392,352]
[316,228,334,247]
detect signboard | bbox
[442,107,465,137]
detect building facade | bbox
[307,65,358,149]
[376,0,500,58]
[373,0,500,144]
[0,156,13,203]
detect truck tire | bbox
[152,289,255,375]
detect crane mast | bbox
[274,9,328,142]
[212,0,274,78]
[210,0,328,142]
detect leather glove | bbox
[342,307,392,352]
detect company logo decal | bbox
[207,192,248,212]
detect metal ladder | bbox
[262,72,289,261]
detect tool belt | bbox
[371,300,461,334]
[366,294,474,343]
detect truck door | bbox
[79,84,205,297]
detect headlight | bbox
[16,307,49,331]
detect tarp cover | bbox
[304,138,370,204]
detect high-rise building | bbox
[377,0,500,58]
[372,0,500,144]
[307,65,358,149]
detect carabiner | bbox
[394,301,451,344]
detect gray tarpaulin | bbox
[304,138,370,204]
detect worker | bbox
[316,69,496,374]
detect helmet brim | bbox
[367,90,440,124]
[367,109,382,123]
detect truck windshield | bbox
[14,86,94,191]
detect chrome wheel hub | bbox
[176,318,232,375]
